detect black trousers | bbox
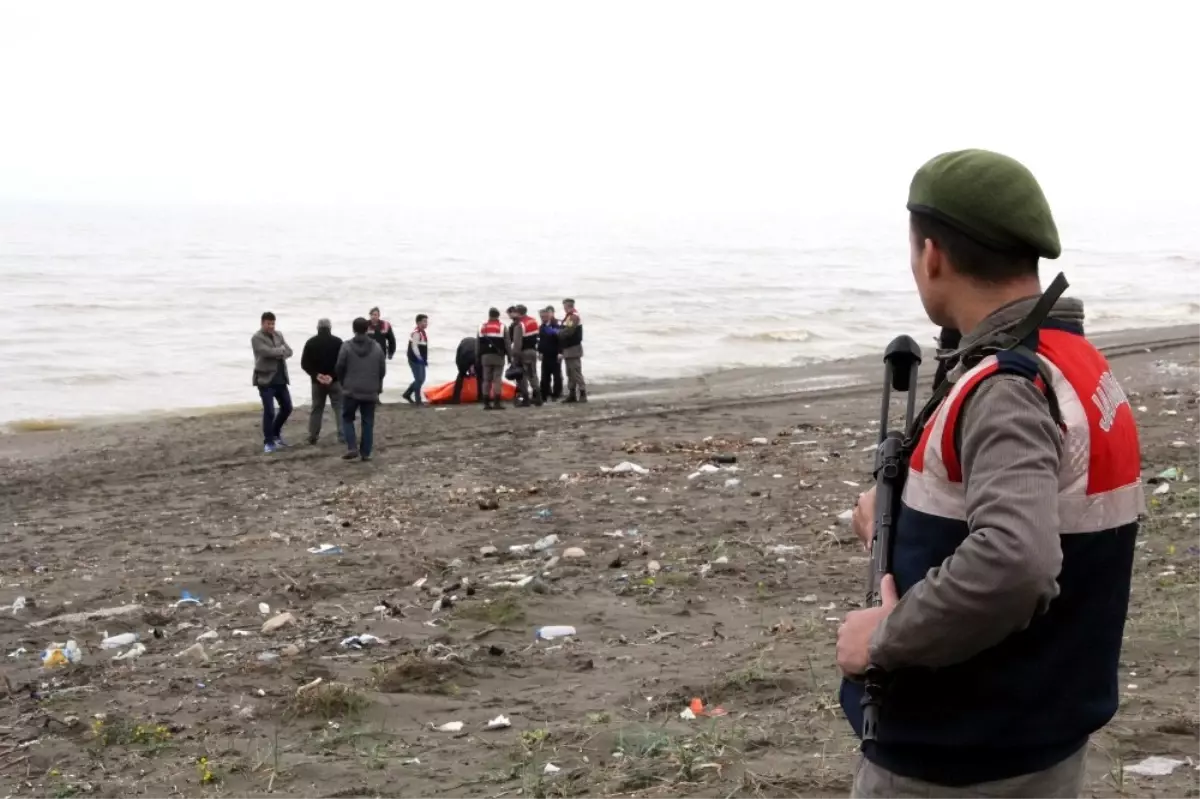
[451,358,485,404]
[540,353,563,399]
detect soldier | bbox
[511,303,542,407]
[402,313,429,406]
[450,335,482,405]
[559,298,586,403]
[476,308,508,411]
[837,149,1144,798]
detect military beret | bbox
[907,149,1060,260]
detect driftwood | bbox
[28,603,142,628]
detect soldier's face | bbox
[262,319,276,334]
[910,227,950,327]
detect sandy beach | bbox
[0,324,1196,798]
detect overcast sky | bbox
[1,1,1196,217]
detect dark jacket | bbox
[538,320,561,357]
[301,330,344,382]
[455,337,477,373]
[336,334,387,402]
[367,320,396,359]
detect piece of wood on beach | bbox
[27,603,143,628]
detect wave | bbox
[724,329,822,343]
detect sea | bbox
[1,202,1197,426]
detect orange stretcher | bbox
[423,377,518,405]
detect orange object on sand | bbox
[423,378,517,405]
[689,697,704,715]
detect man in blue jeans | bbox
[402,313,429,406]
[250,311,294,453]
[336,316,387,462]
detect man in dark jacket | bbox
[367,307,397,359]
[451,336,483,404]
[538,306,563,401]
[300,318,345,445]
[336,317,387,462]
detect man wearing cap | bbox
[559,298,586,403]
[300,318,345,445]
[476,307,509,411]
[837,149,1143,797]
[510,304,542,407]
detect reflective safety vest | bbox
[840,321,1144,786]
[478,319,505,356]
[409,327,428,363]
[519,315,540,352]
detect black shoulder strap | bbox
[902,272,1070,451]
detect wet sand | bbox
[0,324,1196,797]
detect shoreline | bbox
[5,322,1196,437]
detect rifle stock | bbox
[861,334,922,742]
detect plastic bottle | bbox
[535,625,576,641]
[100,632,139,650]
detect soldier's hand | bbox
[837,574,898,676]
[852,486,876,552]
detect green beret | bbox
[907,149,1060,259]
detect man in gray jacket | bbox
[335,316,387,461]
[251,311,294,453]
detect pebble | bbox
[257,652,280,664]
[262,612,297,634]
[751,437,769,445]
[647,560,662,574]
[480,545,498,557]
[563,547,587,559]
[237,705,256,720]
[281,644,302,658]
[196,630,219,642]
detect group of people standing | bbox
[251,311,391,460]
[460,299,585,410]
[249,298,586,459]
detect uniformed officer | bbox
[559,298,586,403]
[837,149,1144,798]
[511,304,542,407]
[475,308,509,411]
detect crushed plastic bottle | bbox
[113,643,146,661]
[175,590,202,607]
[307,543,343,555]
[535,625,577,641]
[534,509,553,520]
[42,640,82,667]
[533,534,559,552]
[100,632,139,650]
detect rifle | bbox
[860,334,922,742]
